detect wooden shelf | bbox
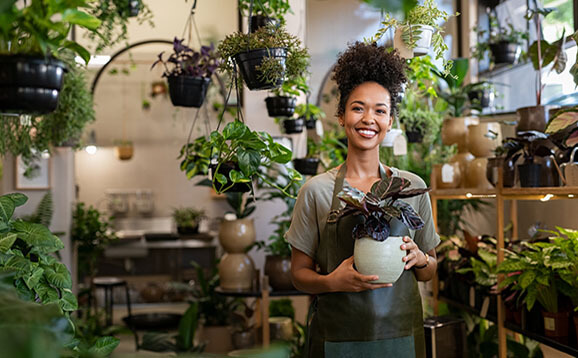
[505,322,578,357]
[431,186,578,201]
[431,188,496,199]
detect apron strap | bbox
[329,164,348,211]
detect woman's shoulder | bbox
[390,167,427,189]
[298,167,338,197]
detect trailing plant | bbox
[331,177,429,241]
[0,0,101,63]
[217,24,310,87]
[471,14,528,62]
[85,0,154,53]
[172,207,205,229]
[366,0,457,74]
[239,0,292,24]
[151,38,220,78]
[406,55,438,98]
[295,103,325,121]
[178,120,302,197]
[399,86,443,143]
[271,75,309,97]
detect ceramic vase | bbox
[467,122,502,158]
[449,152,475,188]
[466,158,494,189]
[354,236,405,284]
[441,117,479,152]
[434,163,462,189]
[218,219,256,291]
[264,255,294,291]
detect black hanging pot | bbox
[209,162,251,193]
[282,118,304,134]
[250,15,279,33]
[118,0,141,17]
[234,48,287,91]
[305,118,317,129]
[167,76,211,108]
[0,55,66,113]
[293,158,320,176]
[489,41,521,64]
[265,96,296,117]
[468,89,493,108]
[518,163,542,187]
[405,129,424,143]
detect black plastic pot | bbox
[468,89,493,108]
[118,0,140,17]
[283,118,304,134]
[177,225,199,235]
[0,55,66,113]
[209,162,251,193]
[305,118,317,129]
[293,158,320,176]
[234,48,287,90]
[265,96,296,117]
[167,76,211,108]
[250,15,279,33]
[489,41,520,64]
[405,129,424,143]
[518,163,542,187]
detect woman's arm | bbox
[291,247,392,294]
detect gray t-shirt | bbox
[285,165,440,259]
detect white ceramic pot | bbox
[412,25,435,56]
[354,236,405,284]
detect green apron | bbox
[306,164,426,358]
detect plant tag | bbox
[469,287,475,308]
[480,296,490,318]
[441,164,454,183]
[544,317,556,331]
[393,134,407,156]
[315,119,324,137]
[381,128,403,147]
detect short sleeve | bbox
[284,180,321,259]
[413,191,440,253]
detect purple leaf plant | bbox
[151,37,221,78]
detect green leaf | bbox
[177,302,199,351]
[88,336,120,355]
[12,221,64,253]
[0,233,17,253]
[59,288,78,312]
[44,262,72,288]
[0,197,15,223]
[519,270,536,289]
[545,109,578,133]
[61,9,101,30]
[3,193,27,207]
[528,40,558,70]
[2,255,32,274]
[222,120,248,140]
[215,173,227,186]
[36,280,59,304]
[229,170,250,183]
[24,266,44,290]
[237,149,261,176]
[62,40,91,64]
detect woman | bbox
[285,42,440,358]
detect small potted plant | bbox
[506,131,555,187]
[172,207,205,235]
[114,139,134,160]
[332,176,429,283]
[486,140,519,188]
[238,0,292,32]
[466,81,496,110]
[0,0,101,113]
[265,76,307,118]
[399,87,443,143]
[292,138,321,176]
[218,24,310,91]
[152,38,220,108]
[367,0,457,74]
[471,15,528,66]
[295,102,325,129]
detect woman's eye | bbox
[352,107,363,112]
[376,109,387,115]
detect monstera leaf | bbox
[394,201,425,230]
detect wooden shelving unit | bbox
[430,168,578,358]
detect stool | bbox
[93,277,132,326]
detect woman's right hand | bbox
[327,256,392,292]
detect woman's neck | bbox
[344,147,381,180]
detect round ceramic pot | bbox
[516,105,550,132]
[219,219,256,253]
[234,48,287,91]
[269,317,293,341]
[466,158,493,189]
[449,152,475,188]
[232,330,256,350]
[218,253,255,291]
[264,255,294,291]
[354,236,405,284]
[434,162,461,189]
[412,25,435,56]
[441,117,480,152]
[467,122,502,158]
[265,96,296,117]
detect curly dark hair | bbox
[332,42,407,117]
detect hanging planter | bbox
[167,76,211,108]
[293,157,319,176]
[467,88,494,109]
[489,41,521,65]
[234,48,287,90]
[0,56,66,113]
[250,15,279,33]
[265,96,296,117]
[115,141,134,160]
[210,162,252,193]
[127,0,141,17]
[282,118,304,134]
[405,129,424,143]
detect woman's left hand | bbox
[401,236,427,270]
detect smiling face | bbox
[339,81,393,152]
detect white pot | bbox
[412,25,434,56]
[354,236,405,284]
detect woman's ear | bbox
[338,116,344,127]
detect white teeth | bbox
[358,129,377,137]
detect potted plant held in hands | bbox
[152,38,220,108]
[332,176,429,283]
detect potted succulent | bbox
[296,102,325,129]
[292,138,321,176]
[265,76,308,118]
[172,207,205,235]
[332,176,429,283]
[152,38,220,108]
[238,0,292,32]
[471,15,528,66]
[217,24,310,91]
[0,0,101,113]
[178,120,302,196]
[367,0,456,74]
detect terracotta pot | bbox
[516,105,550,132]
[466,158,493,189]
[449,152,475,188]
[115,144,134,160]
[542,311,570,343]
[232,330,256,350]
[264,255,294,291]
[354,236,405,284]
[219,219,256,253]
[441,117,479,152]
[218,253,255,291]
[200,325,233,353]
[467,122,502,158]
[434,163,461,189]
[269,317,293,341]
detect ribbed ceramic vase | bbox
[354,236,405,284]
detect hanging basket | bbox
[489,41,520,64]
[265,96,296,117]
[405,129,424,143]
[282,118,304,134]
[234,48,287,90]
[115,144,134,160]
[293,158,319,176]
[167,76,211,108]
[468,88,494,109]
[209,162,251,193]
[305,118,317,129]
[0,55,66,113]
